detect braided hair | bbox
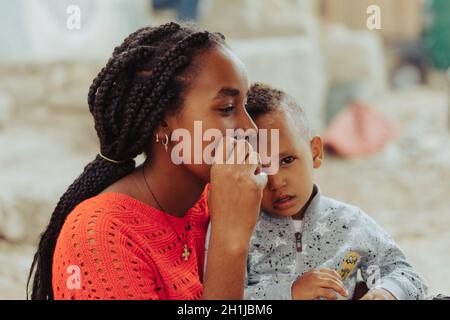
[27,22,226,300]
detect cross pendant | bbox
[182,244,190,261]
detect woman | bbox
[27,22,267,300]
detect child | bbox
[242,83,428,300]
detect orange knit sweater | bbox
[52,188,209,300]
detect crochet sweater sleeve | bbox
[52,198,161,300]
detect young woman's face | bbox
[164,45,257,181]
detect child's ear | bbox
[310,136,324,169]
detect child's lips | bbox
[273,194,297,210]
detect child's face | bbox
[255,109,323,218]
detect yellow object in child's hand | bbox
[337,251,360,281]
[335,251,360,300]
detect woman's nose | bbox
[243,113,258,132]
[237,108,258,139]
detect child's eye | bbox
[218,104,235,114]
[280,156,295,165]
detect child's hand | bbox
[360,288,396,300]
[291,268,349,300]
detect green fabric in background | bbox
[424,0,450,70]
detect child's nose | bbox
[268,174,287,191]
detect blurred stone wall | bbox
[321,0,424,42]
[0,0,152,245]
[0,0,149,63]
[0,63,100,244]
[0,62,101,299]
[199,0,387,132]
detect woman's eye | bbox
[280,156,295,165]
[219,104,235,114]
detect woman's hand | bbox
[209,137,267,250]
[360,288,396,300]
[291,268,349,300]
[203,137,267,300]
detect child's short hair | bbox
[246,83,312,138]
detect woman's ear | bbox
[310,136,324,169]
[155,120,172,138]
[161,115,177,137]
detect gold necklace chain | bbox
[141,167,191,261]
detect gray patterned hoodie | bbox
[243,185,428,300]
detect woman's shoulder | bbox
[58,193,156,243]
[67,192,143,222]
[72,192,147,216]
[61,186,209,238]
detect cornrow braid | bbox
[88,22,182,110]
[28,22,226,300]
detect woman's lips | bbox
[273,194,297,210]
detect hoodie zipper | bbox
[295,232,302,252]
[288,216,305,274]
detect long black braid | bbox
[27,22,226,300]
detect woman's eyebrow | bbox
[213,87,240,100]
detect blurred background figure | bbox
[0,0,449,299]
[152,0,200,21]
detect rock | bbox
[68,62,101,87]
[0,111,97,244]
[0,69,46,109]
[321,24,388,97]
[0,92,14,129]
[373,88,449,133]
[0,199,26,243]
[200,0,319,39]
[47,64,70,89]
[0,241,34,300]
[231,36,327,132]
[0,0,150,64]
[47,84,89,110]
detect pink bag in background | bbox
[323,101,399,158]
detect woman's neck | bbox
[100,147,207,218]
[139,150,206,218]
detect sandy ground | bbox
[0,87,449,299]
[317,88,450,297]
[317,151,450,297]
